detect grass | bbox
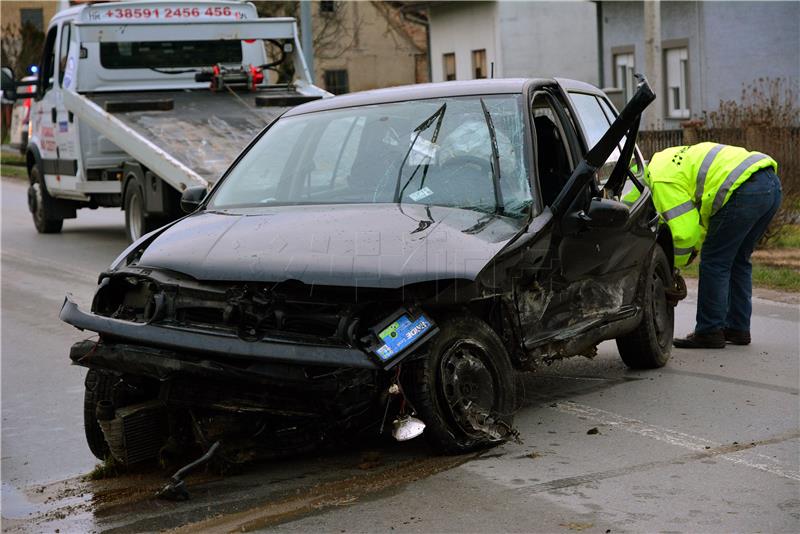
[87,456,124,480]
[768,224,800,249]
[680,259,800,293]
[1,150,28,179]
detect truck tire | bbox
[616,245,674,369]
[124,181,159,242]
[84,369,116,460]
[409,316,517,454]
[28,164,63,234]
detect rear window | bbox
[99,40,241,69]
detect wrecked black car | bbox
[62,76,681,468]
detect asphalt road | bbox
[1,177,798,533]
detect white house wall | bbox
[497,0,598,85]
[429,1,499,82]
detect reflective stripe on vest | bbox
[674,245,694,256]
[662,199,695,221]
[696,143,726,212]
[711,153,770,214]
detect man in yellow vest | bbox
[644,143,781,348]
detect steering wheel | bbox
[432,155,495,205]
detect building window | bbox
[324,69,349,95]
[665,47,689,119]
[20,8,44,31]
[319,1,335,15]
[471,49,487,79]
[443,53,455,81]
[613,51,635,102]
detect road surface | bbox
[2,177,798,532]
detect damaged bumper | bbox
[60,295,378,369]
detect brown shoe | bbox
[673,331,726,349]
[724,328,751,345]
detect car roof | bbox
[284,78,557,117]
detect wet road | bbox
[1,177,798,532]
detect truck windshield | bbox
[100,41,242,69]
[209,95,533,217]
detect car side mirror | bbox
[582,197,630,229]
[180,186,207,213]
[1,67,17,101]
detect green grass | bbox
[1,150,28,179]
[87,456,123,480]
[680,261,800,293]
[769,224,800,249]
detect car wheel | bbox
[28,164,63,234]
[409,315,517,453]
[616,245,674,369]
[84,369,116,460]
[124,181,159,243]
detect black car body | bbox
[62,76,679,464]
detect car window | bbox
[596,95,646,200]
[532,93,573,206]
[569,92,621,185]
[210,95,533,217]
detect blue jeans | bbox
[696,168,782,333]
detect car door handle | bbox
[51,107,57,123]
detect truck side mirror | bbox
[1,67,17,101]
[180,186,207,213]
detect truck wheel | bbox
[124,182,159,242]
[84,369,116,460]
[28,164,63,234]
[409,316,517,453]
[616,245,674,369]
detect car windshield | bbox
[209,95,533,217]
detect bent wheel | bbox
[409,315,516,453]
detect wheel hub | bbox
[440,341,497,437]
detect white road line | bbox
[553,401,800,482]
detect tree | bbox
[1,23,45,77]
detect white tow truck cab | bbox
[9,0,327,240]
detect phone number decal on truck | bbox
[87,6,250,21]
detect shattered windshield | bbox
[209,95,533,217]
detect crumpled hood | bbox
[136,204,523,288]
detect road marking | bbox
[553,401,800,482]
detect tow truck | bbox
[0,1,327,241]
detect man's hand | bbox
[686,249,698,266]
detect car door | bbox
[53,21,80,184]
[32,25,62,191]
[551,88,655,323]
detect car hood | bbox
[136,204,523,288]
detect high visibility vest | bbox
[633,143,777,267]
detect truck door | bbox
[53,21,80,187]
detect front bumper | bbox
[60,296,378,369]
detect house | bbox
[599,0,800,128]
[427,1,599,85]
[311,0,428,94]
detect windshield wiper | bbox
[394,103,447,202]
[480,98,504,215]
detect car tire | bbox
[409,315,517,454]
[84,369,115,460]
[616,245,674,369]
[28,164,64,234]
[124,181,159,243]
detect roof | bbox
[285,77,605,116]
[285,78,545,117]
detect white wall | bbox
[429,1,499,82]
[497,0,598,84]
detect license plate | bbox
[373,313,433,362]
